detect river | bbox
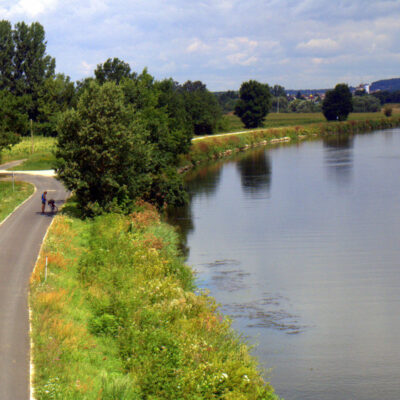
[169,128,400,400]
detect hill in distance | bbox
[370,78,400,92]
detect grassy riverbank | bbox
[1,136,56,170]
[219,111,399,133]
[30,202,279,399]
[184,115,400,166]
[0,180,34,223]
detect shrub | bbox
[383,106,393,117]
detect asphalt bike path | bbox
[0,168,68,399]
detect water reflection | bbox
[169,129,400,400]
[323,134,354,186]
[236,149,271,198]
[167,162,223,257]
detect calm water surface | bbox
[169,129,400,400]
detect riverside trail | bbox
[0,165,68,400]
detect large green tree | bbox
[12,22,55,98]
[235,80,271,128]
[37,74,76,136]
[180,80,222,135]
[0,90,27,156]
[0,20,57,135]
[56,81,187,216]
[0,20,14,91]
[94,57,134,85]
[322,83,353,121]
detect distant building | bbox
[355,83,370,94]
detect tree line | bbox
[0,21,391,215]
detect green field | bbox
[0,180,34,223]
[1,136,56,170]
[219,111,398,133]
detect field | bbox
[0,180,34,223]
[219,110,399,133]
[0,136,56,170]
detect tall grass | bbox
[1,136,56,170]
[30,203,279,399]
[0,181,34,222]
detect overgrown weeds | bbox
[30,204,279,399]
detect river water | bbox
[169,128,400,400]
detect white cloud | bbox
[297,38,339,52]
[186,38,210,53]
[1,0,59,18]
[79,61,94,76]
[227,53,258,66]
[1,0,398,89]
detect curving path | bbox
[0,167,68,400]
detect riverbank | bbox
[30,202,280,399]
[180,116,400,169]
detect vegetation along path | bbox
[0,167,68,400]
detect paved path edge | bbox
[28,216,57,400]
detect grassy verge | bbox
[1,136,56,170]
[183,115,400,166]
[30,202,279,399]
[0,180,34,223]
[218,111,399,133]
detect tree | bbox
[0,20,14,91]
[215,90,239,113]
[0,90,26,157]
[180,80,222,135]
[37,74,76,136]
[94,57,134,85]
[12,22,55,99]
[322,83,353,121]
[352,95,381,113]
[289,98,320,113]
[56,81,187,216]
[296,91,304,100]
[0,20,56,132]
[234,80,271,128]
[271,96,288,113]
[271,84,286,97]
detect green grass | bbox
[8,152,57,171]
[0,180,34,223]
[183,115,400,166]
[219,111,398,133]
[30,202,279,400]
[1,136,56,170]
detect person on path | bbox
[41,191,47,214]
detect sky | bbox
[1,0,400,91]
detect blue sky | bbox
[1,0,399,90]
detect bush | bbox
[31,211,279,399]
[383,106,393,117]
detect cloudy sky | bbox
[1,0,399,90]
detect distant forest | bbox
[370,78,400,92]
